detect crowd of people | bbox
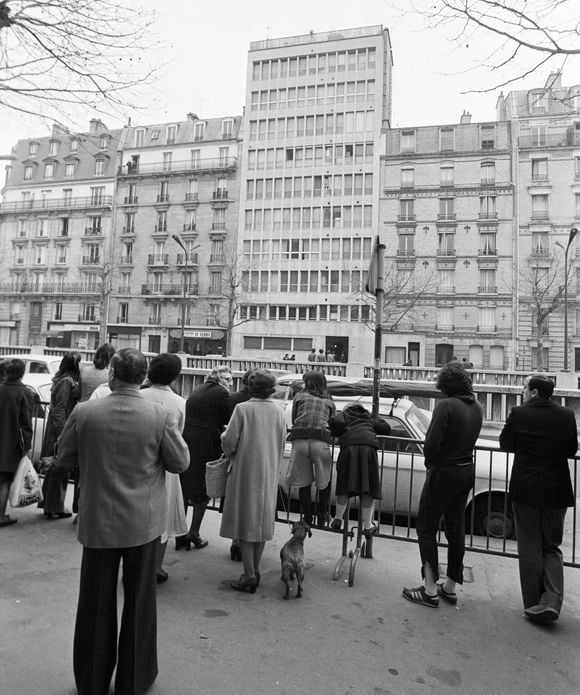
[0,350,577,693]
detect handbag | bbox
[205,454,231,499]
[9,455,43,507]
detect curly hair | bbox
[147,353,182,385]
[436,361,474,397]
[248,369,276,399]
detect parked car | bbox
[21,373,52,464]
[2,354,63,376]
[275,375,516,539]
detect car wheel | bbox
[469,494,516,540]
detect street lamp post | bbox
[172,234,190,353]
[556,227,578,372]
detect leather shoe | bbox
[524,605,559,623]
[156,569,169,584]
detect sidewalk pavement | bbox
[1,494,579,695]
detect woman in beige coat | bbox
[220,369,287,593]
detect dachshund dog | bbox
[280,520,312,600]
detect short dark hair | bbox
[147,353,182,385]
[248,369,276,399]
[3,358,26,382]
[527,375,554,399]
[240,368,254,386]
[110,348,147,385]
[93,343,116,369]
[436,361,474,397]
[303,370,328,397]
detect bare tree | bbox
[0,0,161,123]
[391,0,580,92]
[520,253,565,371]
[359,261,434,332]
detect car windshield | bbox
[405,404,430,438]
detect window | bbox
[24,165,33,181]
[166,125,177,144]
[439,198,454,220]
[530,124,547,147]
[401,130,415,152]
[99,135,109,149]
[401,168,414,188]
[65,162,75,178]
[44,163,54,179]
[194,122,205,141]
[56,245,68,264]
[222,119,233,138]
[479,269,496,293]
[576,193,580,218]
[440,166,454,186]
[29,142,39,156]
[481,125,495,150]
[531,231,549,254]
[481,161,495,185]
[438,269,454,293]
[437,307,453,331]
[480,231,497,255]
[158,180,169,203]
[49,140,59,156]
[531,194,548,218]
[399,199,414,221]
[135,128,145,147]
[531,158,548,181]
[210,271,222,294]
[149,303,161,324]
[529,90,549,112]
[70,139,79,153]
[118,303,129,323]
[478,307,496,332]
[480,195,497,218]
[438,230,455,255]
[90,186,105,205]
[162,152,172,171]
[95,159,105,176]
[439,128,455,151]
[54,302,63,320]
[398,232,414,256]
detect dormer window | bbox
[95,159,105,176]
[135,128,145,147]
[49,140,59,156]
[166,124,177,144]
[70,138,79,153]
[151,130,160,140]
[23,165,34,181]
[44,162,55,179]
[194,122,205,142]
[529,90,549,112]
[29,142,39,156]
[222,119,234,138]
[65,162,76,178]
[99,134,109,149]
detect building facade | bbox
[0,120,121,348]
[233,26,393,363]
[108,114,242,354]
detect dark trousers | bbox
[512,502,567,612]
[74,538,159,695]
[416,465,475,584]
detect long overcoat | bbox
[0,382,33,473]
[219,398,286,542]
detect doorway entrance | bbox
[325,337,349,363]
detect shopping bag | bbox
[205,454,231,499]
[9,455,44,507]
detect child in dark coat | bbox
[329,404,390,534]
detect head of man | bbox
[435,361,474,398]
[147,353,182,386]
[108,348,148,391]
[523,374,554,403]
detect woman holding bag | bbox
[0,358,34,527]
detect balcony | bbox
[478,247,497,257]
[397,214,416,222]
[437,213,456,221]
[480,178,496,186]
[479,211,498,220]
[154,225,167,233]
[209,254,225,263]
[123,196,138,204]
[176,253,198,266]
[0,195,113,214]
[212,222,226,231]
[78,315,98,323]
[121,226,135,235]
[436,248,456,257]
[117,287,132,294]
[119,255,133,264]
[478,286,498,294]
[147,254,169,266]
[396,249,415,257]
[0,282,101,294]
[213,189,229,199]
[519,133,571,148]
[183,223,196,232]
[141,284,182,296]
[478,325,497,334]
[117,156,238,177]
[156,194,170,203]
[531,210,549,220]
[84,228,103,236]
[81,256,101,265]
[185,192,198,202]
[436,286,456,294]
[436,323,454,332]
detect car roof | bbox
[276,374,441,400]
[22,373,53,389]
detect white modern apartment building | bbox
[233,26,393,363]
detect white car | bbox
[2,353,63,376]
[21,373,52,464]
[276,376,515,539]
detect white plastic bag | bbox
[9,455,43,507]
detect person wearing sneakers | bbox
[500,374,577,624]
[402,361,483,609]
[329,404,390,537]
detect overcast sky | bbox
[0,0,577,156]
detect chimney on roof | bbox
[187,112,199,121]
[89,118,107,134]
[52,123,69,137]
[460,110,472,124]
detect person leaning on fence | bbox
[499,374,578,624]
[402,361,483,609]
[0,358,34,527]
[329,404,390,536]
[286,370,336,527]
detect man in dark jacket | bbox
[403,362,483,608]
[500,374,577,623]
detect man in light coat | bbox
[58,348,190,695]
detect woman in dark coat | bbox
[40,351,81,519]
[178,365,232,550]
[0,359,34,527]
